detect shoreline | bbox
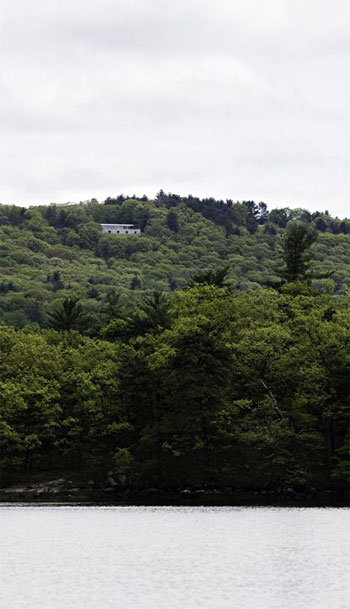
[1,488,348,508]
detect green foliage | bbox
[0,197,348,329]
[48,298,87,332]
[191,265,231,287]
[166,210,179,233]
[0,195,349,491]
[278,222,318,282]
[102,290,171,341]
[1,284,348,490]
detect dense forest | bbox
[0,193,349,329]
[0,194,349,493]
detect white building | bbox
[101,223,141,235]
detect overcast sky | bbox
[0,0,349,216]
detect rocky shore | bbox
[1,478,348,506]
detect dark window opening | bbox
[108,230,111,233]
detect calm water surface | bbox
[0,506,349,609]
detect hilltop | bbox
[0,192,349,329]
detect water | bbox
[0,506,349,609]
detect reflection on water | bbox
[0,506,349,609]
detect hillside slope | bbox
[0,195,349,328]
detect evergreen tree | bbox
[138,290,171,330]
[315,217,327,232]
[130,275,142,290]
[191,266,230,288]
[166,210,179,233]
[105,290,124,319]
[51,271,64,292]
[168,275,177,291]
[48,298,87,331]
[278,223,318,282]
[167,321,233,484]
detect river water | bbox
[0,506,349,609]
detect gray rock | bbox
[5,487,27,494]
[46,479,65,487]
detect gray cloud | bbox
[0,0,349,216]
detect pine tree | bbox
[279,223,317,282]
[191,266,230,288]
[48,298,87,331]
[166,210,179,233]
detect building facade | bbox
[101,224,141,235]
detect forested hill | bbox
[0,193,349,328]
[1,193,349,494]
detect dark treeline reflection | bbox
[1,282,349,491]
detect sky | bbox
[0,0,349,217]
